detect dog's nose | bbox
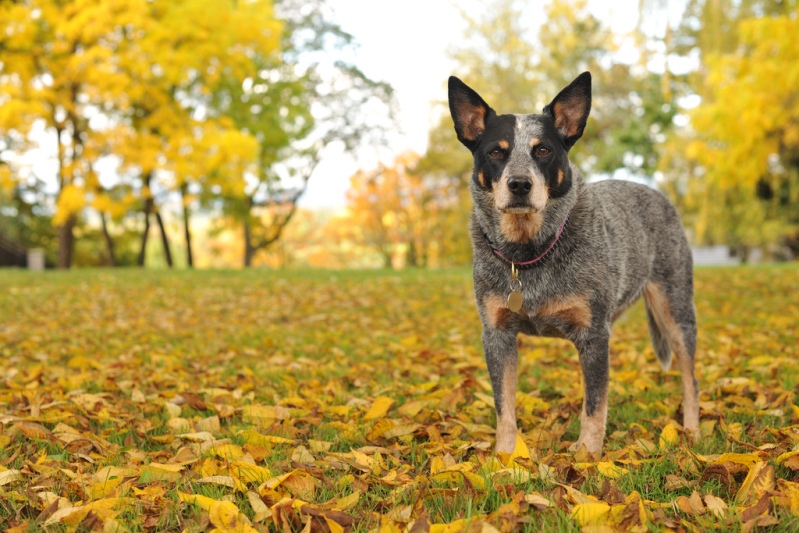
[507,176,532,196]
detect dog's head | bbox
[448,73,591,244]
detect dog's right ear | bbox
[448,77,492,150]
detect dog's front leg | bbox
[483,328,519,454]
[570,331,610,456]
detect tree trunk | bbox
[155,210,173,268]
[243,219,255,267]
[406,239,418,268]
[138,172,154,267]
[138,204,151,266]
[57,216,76,269]
[180,183,194,268]
[100,212,117,266]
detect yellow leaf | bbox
[397,401,424,417]
[326,517,344,533]
[736,462,775,504]
[659,423,679,449]
[242,405,289,424]
[333,490,361,511]
[139,463,183,482]
[596,462,629,479]
[0,470,22,486]
[247,491,270,522]
[210,444,245,460]
[230,462,272,484]
[364,396,395,420]
[429,518,469,533]
[570,502,611,526]
[179,491,219,512]
[715,453,762,468]
[209,500,257,533]
[510,433,531,461]
[238,430,293,446]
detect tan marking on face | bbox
[495,362,518,454]
[570,392,607,456]
[528,137,541,148]
[557,168,564,186]
[482,293,520,330]
[536,294,593,329]
[643,282,699,433]
[498,139,509,150]
[477,170,486,187]
[499,212,544,243]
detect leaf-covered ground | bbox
[1,266,798,532]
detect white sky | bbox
[299,0,677,209]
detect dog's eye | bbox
[535,146,551,157]
[488,148,503,158]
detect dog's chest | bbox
[480,275,593,336]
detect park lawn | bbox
[0,265,798,532]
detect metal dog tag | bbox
[507,262,523,313]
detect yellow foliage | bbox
[54,185,85,226]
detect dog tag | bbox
[507,262,523,313]
[507,290,523,312]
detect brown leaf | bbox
[740,495,773,523]
[14,422,53,440]
[598,479,626,505]
[179,391,207,411]
[699,463,734,494]
[664,474,695,491]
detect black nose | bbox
[507,176,532,196]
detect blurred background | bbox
[0,0,797,270]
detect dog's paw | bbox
[683,426,700,444]
[568,440,602,461]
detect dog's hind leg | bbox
[643,281,699,434]
[645,302,672,370]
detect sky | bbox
[298,0,664,209]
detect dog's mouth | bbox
[500,205,538,215]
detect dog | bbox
[448,72,699,455]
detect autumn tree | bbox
[649,0,799,256]
[210,0,394,267]
[347,153,445,268]
[0,0,280,268]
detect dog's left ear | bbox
[543,72,592,149]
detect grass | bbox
[0,265,798,531]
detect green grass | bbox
[0,265,798,531]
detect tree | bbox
[0,0,281,268]
[347,153,445,268]
[649,0,799,255]
[681,14,799,254]
[209,0,394,267]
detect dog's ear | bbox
[543,72,592,149]
[448,77,492,149]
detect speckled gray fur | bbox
[449,72,699,454]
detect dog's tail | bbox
[645,302,673,371]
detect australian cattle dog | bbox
[448,72,699,455]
